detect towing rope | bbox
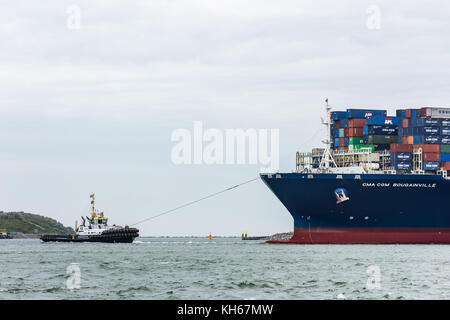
[129,176,260,227]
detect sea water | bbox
[0,238,449,299]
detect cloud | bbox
[1,0,450,234]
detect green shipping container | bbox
[367,135,398,144]
[355,144,375,152]
[441,145,450,153]
[348,137,365,145]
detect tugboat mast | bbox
[90,193,96,219]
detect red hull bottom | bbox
[266,227,450,244]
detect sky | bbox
[1,0,450,236]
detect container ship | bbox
[261,101,450,244]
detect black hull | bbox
[41,228,139,243]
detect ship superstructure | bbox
[76,193,112,236]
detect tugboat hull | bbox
[40,228,139,243]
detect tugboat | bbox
[0,231,12,239]
[41,194,139,243]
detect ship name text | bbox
[362,182,437,188]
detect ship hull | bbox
[261,173,450,244]
[41,228,139,243]
[40,235,137,243]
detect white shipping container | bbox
[423,107,450,118]
[359,153,380,163]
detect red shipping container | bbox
[402,136,409,145]
[344,128,349,137]
[402,118,408,128]
[441,162,450,170]
[423,153,440,162]
[414,144,440,153]
[348,118,366,128]
[334,120,340,129]
[339,138,344,146]
[348,127,364,137]
[391,144,412,153]
[420,107,427,117]
[405,109,412,118]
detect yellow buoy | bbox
[208,233,212,240]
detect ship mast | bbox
[90,193,96,218]
[319,98,337,170]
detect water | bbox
[0,238,449,300]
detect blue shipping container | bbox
[415,135,441,144]
[374,144,391,151]
[365,125,398,135]
[332,111,348,121]
[441,127,450,136]
[392,153,412,162]
[339,118,349,128]
[334,138,340,147]
[339,128,344,138]
[396,110,406,118]
[441,136,450,144]
[424,162,440,170]
[344,137,349,147]
[346,109,386,118]
[334,129,339,137]
[410,118,441,127]
[442,119,450,127]
[394,162,412,171]
[423,135,441,144]
[441,153,450,162]
[414,126,440,135]
[366,116,399,126]
[402,127,412,136]
[399,128,411,137]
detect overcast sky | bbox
[1,0,450,236]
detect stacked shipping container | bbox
[329,107,450,172]
[331,109,387,153]
[396,107,450,171]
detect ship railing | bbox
[437,169,448,179]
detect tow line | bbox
[129,176,260,227]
